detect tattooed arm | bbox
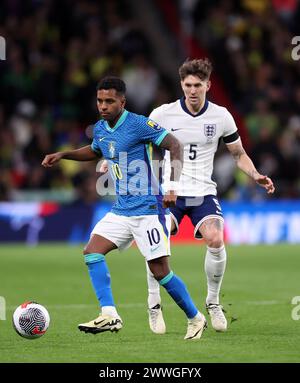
[226,139,275,194]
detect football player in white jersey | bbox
[145,58,274,334]
[100,58,275,334]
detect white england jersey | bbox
[149,98,240,196]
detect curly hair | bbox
[97,76,126,95]
[179,58,213,81]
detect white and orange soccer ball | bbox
[12,301,50,339]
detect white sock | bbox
[191,311,203,321]
[145,261,161,308]
[101,306,120,318]
[204,245,227,305]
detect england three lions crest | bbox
[204,124,216,143]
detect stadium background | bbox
[1,0,300,364]
[1,0,300,245]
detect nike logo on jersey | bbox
[171,128,182,131]
[98,137,105,142]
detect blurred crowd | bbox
[192,0,300,199]
[0,0,299,203]
[0,0,172,203]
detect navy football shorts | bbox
[170,195,224,239]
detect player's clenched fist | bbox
[99,160,109,173]
[41,152,63,167]
[163,190,177,208]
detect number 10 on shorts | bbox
[147,228,161,246]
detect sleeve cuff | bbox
[155,130,168,146]
[91,144,102,157]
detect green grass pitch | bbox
[0,243,299,363]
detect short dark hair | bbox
[179,58,213,81]
[97,76,126,95]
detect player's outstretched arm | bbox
[226,140,275,194]
[42,145,100,168]
[159,133,183,207]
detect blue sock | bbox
[159,271,198,319]
[84,253,115,307]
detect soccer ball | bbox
[12,301,50,339]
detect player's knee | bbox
[206,236,224,249]
[148,264,168,281]
[153,271,168,281]
[83,245,94,255]
[148,259,170,281]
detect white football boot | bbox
[78,314,123,334]
[184,313,207,340]
[206,303,227,332]
[148,304,166,334]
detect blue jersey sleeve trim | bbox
[155,130,168,146]
[91,143,102,157]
